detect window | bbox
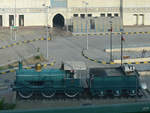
[19,15,24,26]
[114,13,119,17]
[80,14,85,18]
[9,15,14,26]
[133,14,138,25]
[90,19,95,30]
[101,14,105,17]
[107,13,112,17]
[0,15,2,26]
[73,14,78,17]
[88,14,92,17]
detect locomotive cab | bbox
[61,61,88,97]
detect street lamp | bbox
[42,4,50,59]
[82,1,88,50]
[14,0,16,41]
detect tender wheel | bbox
[18,90,33,99]
[64,89,79,98]
[41,90,56,98]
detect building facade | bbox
[0,0,150,27]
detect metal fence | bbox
[71,17,123,34]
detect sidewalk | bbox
[83,47,150,63]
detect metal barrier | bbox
[1,102,150,113]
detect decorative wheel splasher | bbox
[18,90,33,99]
[64,89,79,98]
[41,89,56,98]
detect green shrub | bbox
[0,98,16,110]
[35,55,41,60]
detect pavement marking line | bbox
[50,63,54,66]
[114,32,118,35]
[127,62,132,64]
[94,60,97,62]
[136,62,140,64]
[13,43,17,46]
[10,70,15,72]
[24,40,27,43]
[1,72,6,74]
[110,62,115,64]
[2,46,6,49]
[8,45,12,47]
[43,64,47,67]
[48,37,51,40]
[40,37,44,40]
[8,45,11,47]
[144,61,148,64]
[102,61,106,64]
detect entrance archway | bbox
[53,14,64,28]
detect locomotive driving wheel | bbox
[41,89,56,98]
[18,90,33,99]
[64,88,79,98]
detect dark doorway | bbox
[0,15,2,26]
[9,15,14,26]
[19,15,24,26]
[53,14,64,28]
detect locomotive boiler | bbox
[13,61,86,99]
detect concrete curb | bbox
[114,58,150,64]
[105,47,150,52]
[73,31,150,36]
[0,37,51,49]
[82,49,150,65]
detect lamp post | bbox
[120,29,124,65]
[12,0,17,41]
[42,4,49,59]
[109,18,113,62]
[120,0,124,65]
[82,1,88,50]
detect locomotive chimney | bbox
[18,61,23,70]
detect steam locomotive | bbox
[12,61,143,99]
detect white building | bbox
[0,0,150,27]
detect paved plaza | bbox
[0,27,150,109]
